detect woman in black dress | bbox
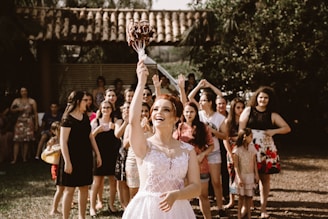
[239,86,291,218]
[89,100,121,217]
[56,91,102,219]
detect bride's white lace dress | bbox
[122,140,196,219]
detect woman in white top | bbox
[188,79,228,217]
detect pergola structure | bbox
[15,7,215,110]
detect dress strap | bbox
[180,141,194,151]
[146,139,153,150]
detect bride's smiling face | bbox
[151,99,176,127]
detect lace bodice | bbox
[138,141,193,193]
[247,107,274,130]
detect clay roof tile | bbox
[16,7,215,45]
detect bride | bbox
[122,61,201,219]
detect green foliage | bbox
[186,0,328,139]
[160,61,201,79]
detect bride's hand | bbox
[159,191,178,212]
[136,60,149,85]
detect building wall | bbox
[53,63,158,106]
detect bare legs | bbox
[22,143,29,162]
[117,180,130,210]
[237,175,270,218]
[108,176,118,212]
[129,187,138,200]
[209,163,224,210]
[62,187,75,219]
[224,193,235,209]
[90,176,104,216]
[259,174,270,218]
[91,175,120,215]
[238,195,252,219]
[11,142,19,164]
[96,178,104,210]
[199,181,212,219]
[62,186,89,219]
[50,185,64,215]
[11,142,29,164]
[78,186,89,219]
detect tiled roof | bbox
[16,7,214,45]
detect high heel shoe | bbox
[90,208,97,218]
[108,206,118,214]
[90,214,97,218]
[108,206,124,216]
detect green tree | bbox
[183,0,328,143]
[1,0,40,92]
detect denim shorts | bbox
[207,149,221,164]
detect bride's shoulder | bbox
[179,141,194,151]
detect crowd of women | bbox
[0,60,291,219]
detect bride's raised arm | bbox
[129,61,149,158]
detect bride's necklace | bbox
[152,140,175,169]
[166,147,173,169]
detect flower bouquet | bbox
[127,19,154,61]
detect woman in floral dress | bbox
[239,86,291,218]
[10,86,38,164]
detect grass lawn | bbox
[0,160,122,219]
[1,144,327,219]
